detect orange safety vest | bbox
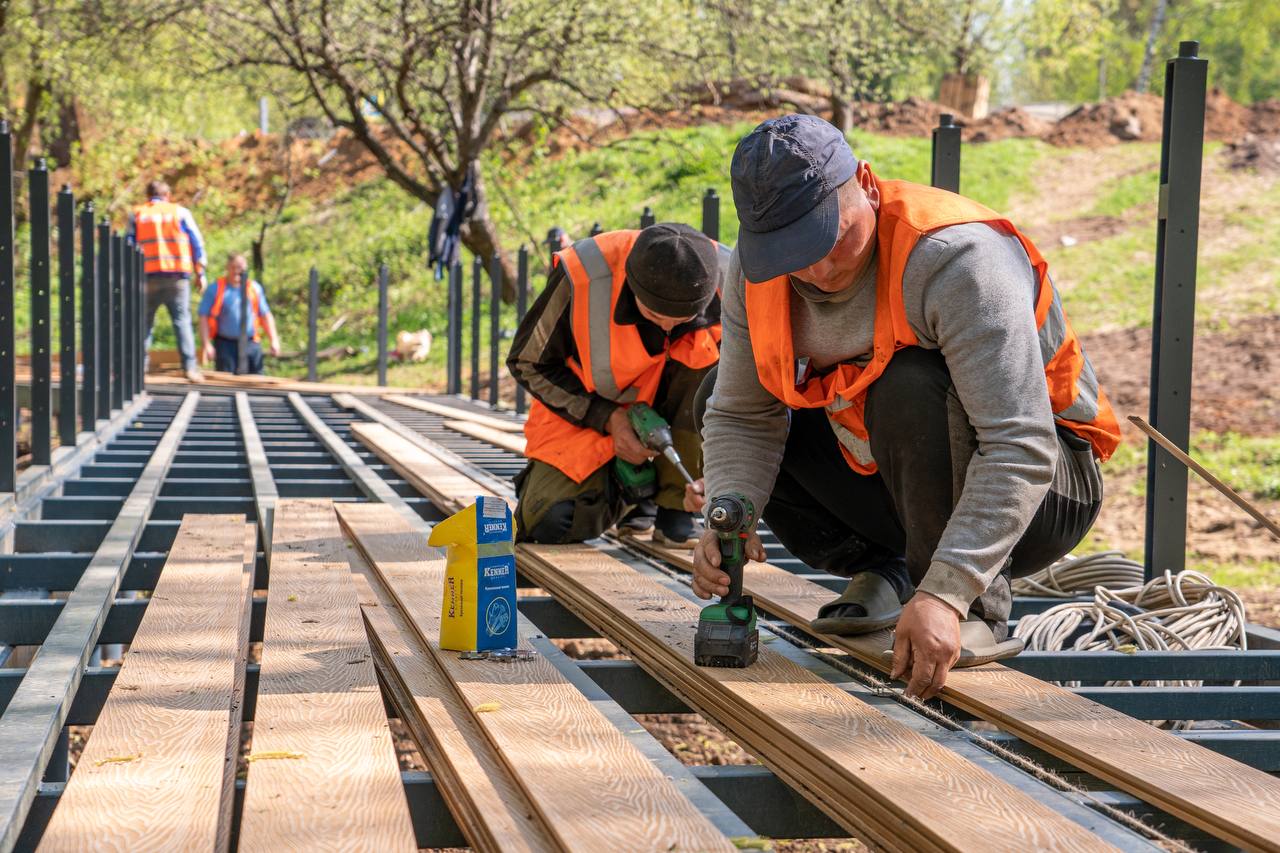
[208,277,266,342]
[133,201,194,275]
[523,230,728,483]
[744,175,1121,475]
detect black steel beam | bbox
[517,594,600,639]
[1071,686,1280,720]
[110,232,124,410]
[930,113,962,193]
[28,159,52,465]
[1006,650,1280,682]
[78,203,96,431]
[576,659,691,714]
[95,221,110,419]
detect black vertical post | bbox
[446,262,458,394]
[639,206,655,228]
[515,246,529,415]
[0,123,14,492]
[307,267,318,382]
[110,233,123,410]
[545,228,561,273]
[470,255,481,399]
[931,114,962,193]
[252,239,264,284]
[701,189,720,241]
[377,263,389,386]
[588,222,603,237]
[79,204,96,430]
[135,247,144,390]
[121,237,134,402]
[488,254,500,408]
[448,262,462,395]
[95,221,110,419]
[29,159,52,464]
[1144,41,1208,580]
[237,269,250,375]
[57,185,76,445]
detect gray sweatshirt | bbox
[702,222,1102,616]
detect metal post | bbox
[136,247,145,390]
[0,122,14,492]
[589,222,603,237]
[639,206,655,228]
[111,233,124,410]
[448,262,462,395]
[515,245,529,415]
[701,189,720,241]
[121,237,134,402]
[95,220,110,419]
[931,114,962,193]
[1144,40,1208,580]
[377,263,388,386]
[29,159,52,464]
[470,255,481,399]
[237,268,250,375]
[306,267,319,381]
[545,228,561,272]
[446,262,458,394]
[56,185,75,445]
[79,203,96,430]
[488,254,500,408]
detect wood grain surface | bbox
[442,420,528,454]
[383,395,525,432]
[336,502,732,853]
[349,421,511,511]
[237,500,415,853]
[37,515,252,853]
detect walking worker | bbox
[197,253,282,375]
[508,223,729,547]
[694,115,1120,700]
[132,180,207,382]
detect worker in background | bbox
[131,180,206,382]
[197,253,282,375]
[507,223,728,546]
[693,115,1120,699]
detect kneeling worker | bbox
[694,115,1120,699]
[198,253,282,375]
[508,223,727,546]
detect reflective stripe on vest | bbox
[573,237,639,403]
[744,173,1121,475]
[133,201,193,275]
[208,277,264,342]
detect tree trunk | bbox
[14,76,47,166]
[1134,0,1169,93]
[458,168,517,302]
[830,96,854,133]
[46,94,82,168]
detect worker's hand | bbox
[269,341,281,357]
[691,529,765,600]
[606,408,655,466]
[201,341,215,366]
[194,271,206,293]
[683,478,706,513]
[890,592,962,701]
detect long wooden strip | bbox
[349,421,511,511]
[336,503,733,853]
[0,392,199,853]
[384,394,524,433]
[237,499,415,853]
[37,515,252,853]
[628,534,1280,853]
[443,420,528,454]
[218,522,257,853]
[236,391,278,556]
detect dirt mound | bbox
[1223,133,1280,172]
[1248,98,1280,135]
[1045,88,1255,147]
[964,107,1052,143]
[853,96,962,137]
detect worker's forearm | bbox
[265,315,281,349]
[198,317,210,347]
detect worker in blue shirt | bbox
[197,254,282,375]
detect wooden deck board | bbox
[442,420,527,454]
[349,421,510,511]
[383,395,524,433]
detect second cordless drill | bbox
[613,402,695,501]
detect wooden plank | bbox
[148,372,415,397]
[237,499,415,853]
[236,392,278,557]
[383,395,524,433]
[37,515,253,853]
[0,392,199,853]
[443,420,527,454]
[336,503,733,853]
[349,421,511,512]
[626,534,1280,853]
[349,565,556,853]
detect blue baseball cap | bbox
[730,114,858,281]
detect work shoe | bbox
[652,507,699,548]
[615,500,656,534]
[810,565,909,636]
[184,368,204,383]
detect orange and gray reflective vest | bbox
[208,277,266,342]
[523,230,729,483]
[744,175,1121,475]
[132,200,194,275]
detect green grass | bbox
[1099,431,1280,501]
[1087,166,1160,218]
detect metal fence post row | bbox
[95,220,110,419]
[448,262,462,395]
[488,254,500,407]
[931,114,961,193]
[515,245,529,415]
[0,122,15,492]
[79,203,96,430]
[701,189,720,242]
[377,263,389,387]
[470,254,481,400]
[121,236,134,402]
[639,206,655,229]
[307,266,318,382]
[56,185,75,445]
[110,232,123,410]
[1144,40,1208,580]
[29,159,52,465]
[237,268,250,375]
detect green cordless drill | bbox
[613,402,695,502]
[693,493,759,668]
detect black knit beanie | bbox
[624,223,720,317]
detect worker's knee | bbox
[519,498,578,543]
[692,365,718,434]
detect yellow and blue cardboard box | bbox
[428,495,518,651]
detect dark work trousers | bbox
[700,348,1102,630]
[514,358,712,543]
[213,337,265,375]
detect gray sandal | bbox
[810,573,904,636]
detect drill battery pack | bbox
[693,599,759,668]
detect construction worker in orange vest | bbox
[197,253,282,375]
[507,223,729,546]
[131,180,207,382]
[693,115,1120,699]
